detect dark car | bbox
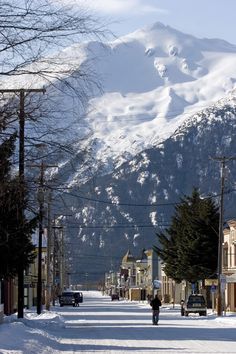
[182,294,207,316]
[59,291,76,307]
[74,291,83,306]
[111,294,119,301]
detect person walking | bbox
[150,294,162,325]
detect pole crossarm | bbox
[0,89,46,93]
[211,156,236,162]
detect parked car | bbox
[182,294,207,316]
[74,291,83,306]
[59,291,76,307]
[111,294,119,301]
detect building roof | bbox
[32,229,47,248]
[227,219,236,228]
[136,248,148,263]
[122,250,136,264]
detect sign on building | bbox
[205,279,218,286]
[226,274,236,283]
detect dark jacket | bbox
[150,296,162,310]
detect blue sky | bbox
[83,0,236,44]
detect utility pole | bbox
[52,214,72,304]
[217,158,225,317]
[59,227,65,292]
[0,88,45,318]
[52,221,57,306]
[30,161,57,315]
[45,191,52,311]
[37,163,44,315]
[212,156,236,316]
[52,218,63,306]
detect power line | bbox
[48,187,230,208]
[65,224,161,229]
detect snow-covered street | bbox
[0,291,236,353]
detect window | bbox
[223,246,228,268]
[234,244,236,267]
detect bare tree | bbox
[0,0,108,77]
[0,0,110,170]
[0,0,111,317]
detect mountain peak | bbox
[147,21,167,31]
[121,21,236,53]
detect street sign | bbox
[219,274,226,291]
[211,285,216,293]
[153,280,161,289]
[205,279,218,286]
[220,274,226,282]
[24,276,32,285]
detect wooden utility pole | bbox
[51,214,71,304]
[37,162,44,315]
[0,88,45,318]
[30,161,57,315]
[45,191,52,311]
[212,156,236,316]
[52,221,63,306]
[217,158,225,317]
[52,221,57,306]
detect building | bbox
[104,248,183,305]
[111,249,162,301]
[0,281,3,323]
[135,249,148,300]
[144,249,160,297]
[0,278,17,316]
[120,250,136,299]
[27,230,47,308]
[223,220,236,311]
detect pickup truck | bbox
[182,294,207,316]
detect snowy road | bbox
[51,291,236,353]
[1,291,236,353]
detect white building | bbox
[223,219,236,311]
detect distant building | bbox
[223,220,236,311]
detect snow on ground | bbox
[1,291,236,353]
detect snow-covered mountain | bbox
[3,22,236,282]
[2,22,236,184]
[62,23,236,283]
[85,22,236,166]
[65,92,236,283]
[66,22,236,185]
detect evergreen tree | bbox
[0,134,36,278]
[154,188,219,283]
